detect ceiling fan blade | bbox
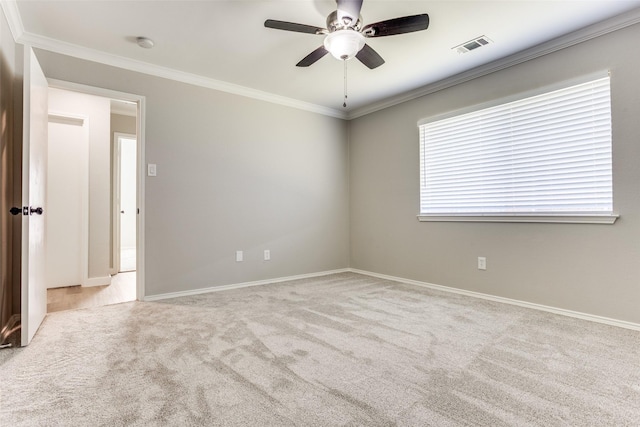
[336,0,363,23]
[362,14,429,37]
[355,44,385,69]
[296,46,329,67]
[264,19,327,35]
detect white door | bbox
[46,117,87,288]
[118,136,137,272]
[21,47,48,346]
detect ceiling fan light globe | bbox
[324,30,365,61]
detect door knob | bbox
[9,207,22,216]
[30,207,43,215]
[121,210,125,214]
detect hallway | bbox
[47,272,136,313]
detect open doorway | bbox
[45,85,144,313]
[115,133,137,273]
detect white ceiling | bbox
[9,0,640,118]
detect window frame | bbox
[417,72,618,225]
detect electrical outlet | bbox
[477,256,487,270]
[236,250,243,262]
[264,250,271,261]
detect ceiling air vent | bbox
[453,36,492,54]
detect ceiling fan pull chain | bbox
[343,59,348,108]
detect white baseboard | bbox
[349,268,640,332]
[144,268,351,302]
[82,276,112,287]
[141,266,639,331]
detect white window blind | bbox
[418,76,615,222]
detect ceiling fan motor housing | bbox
[326,10,362,32]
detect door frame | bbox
[47,79,146,301]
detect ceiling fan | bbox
[264,0,430,69]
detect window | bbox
[418,75,617,224]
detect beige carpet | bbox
[1,273,639,426]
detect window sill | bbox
[417,213,619,224]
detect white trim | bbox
[111,133,122,275]
[82,275,111,287]
[145,266,640,331]
[417,76,614,221]
[136,96,146,302]
[0,0,24,42]
[79,116,90,290]
[417,214,619,225]
[16,31,347,120]
[349,269,640,332]
[47,79,147,302]
[48,79,142,104]
[5,0,638,121]
[48,112,84,126]
[144,269,351,302]
[347,8,640,119]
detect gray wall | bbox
[349,23,640,324]
[111,113,136,136]
[36,50,349,296]
[31,21,640,324]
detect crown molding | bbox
[346,7,640,120]
[21,31,347,120]
[4,0,639,122]
[2,0,347,121]
[1,0,24,41]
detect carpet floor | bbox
[1,272,639,426]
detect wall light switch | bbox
[147,163,157,177]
